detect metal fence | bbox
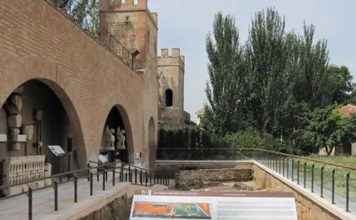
[44,0,134,70]
[157,147,356,213]
[0,161,169,220]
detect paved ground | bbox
[0,170,157,220]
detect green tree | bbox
[50,0,99,37]
[302,105,356,155]
[322,65,353,104]
[245,8,292,135]
[292,25,329,108]
[201,9,354,154]
[205,13,246,135]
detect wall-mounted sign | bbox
[17,134,27,143]
[48,145,65,157]
[0,134,7,142]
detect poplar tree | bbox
[205,13,246,135]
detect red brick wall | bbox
[0,0,149,167]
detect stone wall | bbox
[175,168,253,190]
[79,194,131,220]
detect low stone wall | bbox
[175,168,253,190]
[79,194,131,220]
[154,160,239,179]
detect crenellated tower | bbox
[158,48,188,130]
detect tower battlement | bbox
[159,48,181,58]
[101,0,148,11]
[158,48,185,65]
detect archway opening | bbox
[100,106,132,163]
[165,89,173,107]
[0,79,85,179]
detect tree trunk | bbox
[325,146,334,156]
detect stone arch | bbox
[148,117,156,167]
[165,89,173,107]
[100,105,134,163]
[0,78,86,170]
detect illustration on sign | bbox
[133,202,211,219]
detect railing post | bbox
[311,164,315,193]
[291,160,294,181]
[28,187,32,220]
[150,174,152,185]
[135,168,137,184]
[145,172,148,187]
[332,169,335,204]
[87,163,90,181]
[282,158,285,177]
[112,168,116,186]
[74,176,78,203]
[97,166,99,182]
[54,181,58,211]
[303,162,307,188]
[129,165,131,182]
[297,161,300,184]
[287,158,289,179]
[121,165,124,182]
[320,166,324,198]
[346,172,350,212]
[90,172,93,196]
[140,169,143,185]
[102,171,106,191]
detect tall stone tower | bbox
[100,0,159,167]
[158,48,187,130]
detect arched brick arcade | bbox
[0,79,86,175]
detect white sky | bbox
[149,0,356,122]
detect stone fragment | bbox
[7,115,22,128]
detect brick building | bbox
[0,0,188,195]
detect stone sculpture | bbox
[5,93,23,151]
[103,126,115,150]
[116,127,126,150]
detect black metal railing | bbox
[157,147,356,213]
[0,161,169,220]
[43,0,134,70]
